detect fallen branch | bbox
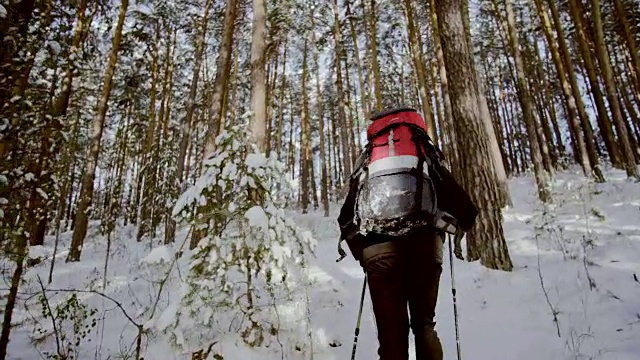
[36,277,63,358]
[19,283,145,360]
[535,234,562,338]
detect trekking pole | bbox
[351,274,367,360]
[448,233,463,360]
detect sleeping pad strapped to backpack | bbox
[337,107,479,262]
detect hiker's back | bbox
[337,106,478,263]
[354,107,438,237]
[337,106,480,360]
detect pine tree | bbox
[432,0,513,271]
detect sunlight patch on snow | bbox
[275,300,305,324]
[150,300,179,332]
[340,264,366,280]
[506,239,556,257]
[28,245,48,259]
[502,212,534,222]
[312,327,331,349]
[610,201,640,207]
[140,245,173,265]
[306,265,336,284]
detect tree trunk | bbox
[403,0,437,142]
[153,26,175,235]
[611,0,640,99]
[265,44,280,155]
[204,0,239,157]
[313,16,330,216]
[499,0,550,202]
[429,59,445,145]
[48,110,83,283]
[52,0,92,117]
[137,23,161,242]
[343,49,358,164]
[249,0,268,152]
[433,0,513,271]
[301,37,311,213]
[230,41,241,126]
[276,44,287,159]
[498,90,521,174]
[542,46,566,158]
[67,0,129,262]
[483,59,512,175]
[346,0,371,118]
[428,0,458,169]
[462,0,512,207]
[563,0,622,167]
[0,232,28,359]
[288,99,296,178]
[369,0,383,110]
[498,79,517,174]
[331,105,343,188]
[332,0,353,181]
[166,0,213,244]
[527,39,558,170]
[538,0,603,180]
[611,47,640,162]
[619,68,640,152]
[584,0,638,178]
[478,81,512,207]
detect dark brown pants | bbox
[362,229,444,360]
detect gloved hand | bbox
[453,230,464,261]
[454,245,464,261]
[336,239,348,262]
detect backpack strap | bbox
[409,126,429,214]
[350,144,372,235]
[350,143,371,182]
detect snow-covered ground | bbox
[4,167,640,359]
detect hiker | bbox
[337,106,478,360]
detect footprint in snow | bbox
[329,340,342,348]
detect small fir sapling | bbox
[159,122,316,354]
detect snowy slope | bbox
[4,167,640,359]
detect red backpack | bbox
[352,107,441,236]
[338,106,479,261]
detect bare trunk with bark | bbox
[250,0,268,152]
[166,0,213,244]
[403,0,437,142]
[433,0,513,271]
[203,0,239,157]
[67,0,129,262]
[369,0,383,111]
[499,0,550,202]
[564,0,622,167]
[585,0,639,178]
[301,36,311,213]
[332,0,353,181]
